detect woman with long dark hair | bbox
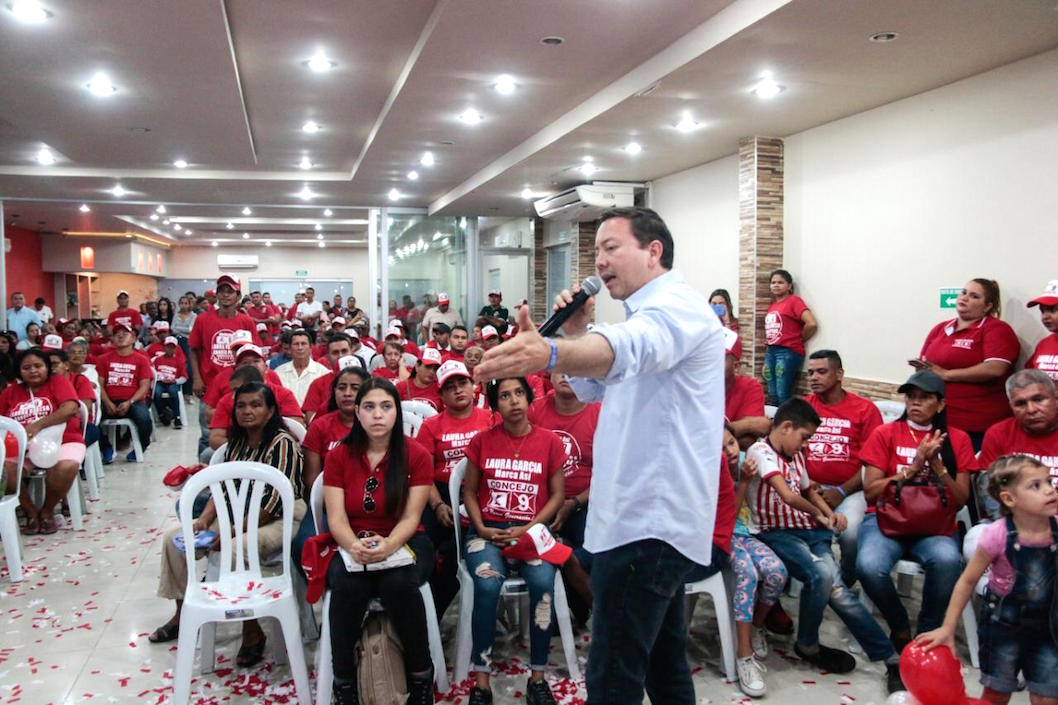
[322,377,435,704]
[764,269,817,404]
[709,288,740,333]
[855,371,975,653]
[170,295,197,402]
[151,382,306,668]
[156,296,175,325]
[0,331,17,387]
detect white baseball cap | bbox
[337,355,361,371]
[419,347,443,366]
[437,360,471,387]
[164,335,179,346]
[481,325,499,340]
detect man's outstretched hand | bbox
[473,305,549,383]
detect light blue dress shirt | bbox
[569,269,725,566]
[6,306,41,341]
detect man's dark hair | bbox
[250,290,261,296]
[432,323,451,335]
[279,329,294,345]
[773,398,821,430]
[599,206,674,269]
[34,297,45,306]
[451,324,468,334]
[46,349,68,364]
[290,330,312,345]
[326,332,352,350]
[486,376,535,411]
[808,349,843,371]
[231,366,264,387]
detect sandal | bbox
[236,635,267,667]
[148,623,180,643]
[22,516,40,535]
[38,515,58,535]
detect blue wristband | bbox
[836,486,847,498]
[546,339,559,371]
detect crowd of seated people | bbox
[3,270,1058,705]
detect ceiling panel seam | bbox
[220,0,258,166]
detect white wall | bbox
[483,253,530,306]
[785,48,1058,384]
[168,245,370,300]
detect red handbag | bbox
[876,473,958,538]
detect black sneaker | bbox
[333,681,359,705]
[794,643,856,674]
[468,687,493,705]
[525,677,556,705]
[891,633,911,655]
[173,418,183,429]
[407,670,434,705]
[886,663,906,694]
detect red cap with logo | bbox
[216,273,241,292]
[419,347,443,367]
[500,524,572,566]
[1027,280,1058,308]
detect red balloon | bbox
[900,643,966,705]
[3,431,17,460]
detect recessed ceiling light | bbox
[185,229,192,235]
[242,232,250,239]
[149,213,159,221]
[540,35,564,45]
[420,151,435,167]
[296,184,316,200]
[407,170,419,181]
[225,222,234,229]
[494,74,516,95]
[318,241,325,248]
[323,208,333,217]
[432,231,443,240]
[301,120,320,134]
[86,71,117,97]
[35,147,55,165]
[579,162,597,176]
[314,223,322,231]
[298,155,312,170]
[9,0,51,23]
[457,108,482,125]
[78,203,90,213]
[173,158,188,169]
[162,218,170,225]
[674,110,701,133]
[388,188,401,201]
[304,51,336,73]
[752,77,784,100]
[316,233,323,240]
[109,184,127,197]
[156,205,166,214]
[241,206,252,216]
[624,141,642,155]
[173,224,182,231]
[265,240,271,247]
[211,240,218,247]
[520,187,534,200]
[869,31,899,42]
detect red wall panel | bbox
[5,227,54,306]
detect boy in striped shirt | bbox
[749,399,903,693]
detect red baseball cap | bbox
[164,335,178,346]
[42,334,64,350]
[331,316,346,326]
[216,273,241,292]
[228,329,254,350]
[437,292,450,304]
[204,288,216,298]
[723,329,742,360]
[1027,280,1058,308]
[110,321,135,335]
[234,344,264,362]
[437,360,471,387]
[419,347,443,367]
[500,525,572,566]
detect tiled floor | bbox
[0,410,1019,704]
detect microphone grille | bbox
[581,275,602,296]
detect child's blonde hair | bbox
[988,454,1049,515]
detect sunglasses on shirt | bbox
[363,476,380,513]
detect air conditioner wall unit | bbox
[217,254,259,269]
[533,182,638,221]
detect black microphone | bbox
[537,276,602,337]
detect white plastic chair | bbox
[309,475,449,704]
[764,405,777,420]
[150,367,188,429]
[0,417,27,582]
[77,402,100,502]
[171,461,311,705]
[403,410,424,438]
[448,459,581,683]
[85,379,105,481]
[100,412,146,464]
[401,399,438,420]
[874,400,905,424]
[282,417,307,443]
[685,571,737,681]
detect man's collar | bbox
[623,269,681,316]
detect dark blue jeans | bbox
[586,539,700,705]
[763,345,804,405]
[99,400,152,453]
[153,382,182,422]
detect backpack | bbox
[355,612,408,705]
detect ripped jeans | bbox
[464,522,557,672]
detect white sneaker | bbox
[751,626,769,660]
[737,656,767,698]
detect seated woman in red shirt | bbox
[0,348,84,535]
[1026,279,1058,382]
[463,377,566,705]
[372,340,411,381]
[322,378,435,703]
[396,347,443,411]
[764,269,817,405]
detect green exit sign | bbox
[939,287,960,309]
[295,269,308,278]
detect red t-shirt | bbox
[247,304,277,339]
[302,410,353,458]
[97,351,152,402]
[859,421,977,511]
[302,371,336,415]
[444,349,465,363]
[978,417,1058,488]
[464,425,566,523]
[188,309,258,386]
[713,455,736,555]
[528,394,600,498]
[372,366,406,381]
[71,373,97,423]
[765,295,809,355]
[209,382,304,429]
[322,438,433,536]
[919,317,1020,432]
[416,408,496,484]
[0,376,82,445]
[396,378,443,412]
[725,375,766,422]
[204,366,283,408]
[106,308,143,332]
[152,354,186,384]
[804,392,884,485]
[1027,334,1058,382]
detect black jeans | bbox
[586,539,700,705]
[421,482,459,617]
[326,559,430,680]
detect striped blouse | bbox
[225,428,304,517]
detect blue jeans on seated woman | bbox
[464,521,556,672]
[763,345,804,405]
[855,513,963,635]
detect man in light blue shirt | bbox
[6,291,41,341]
[475,207,724,705]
